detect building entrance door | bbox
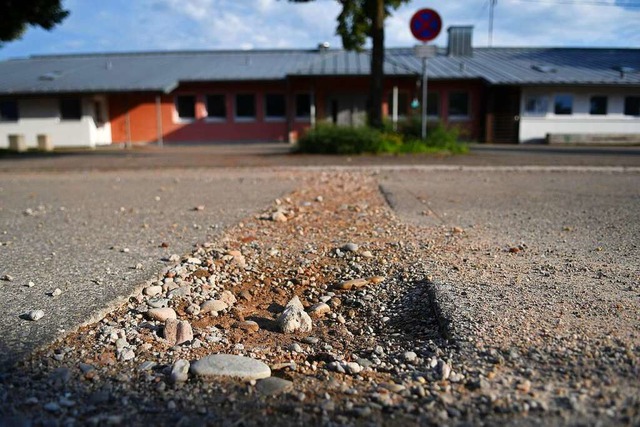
[327,94,368,127]
[487,86,520,143]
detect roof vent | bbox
[532,64,556,73]
[613,65,636,78]
[318,42,330,51]
[39,71,63,81]
[447,26,473,57]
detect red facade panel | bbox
[108,77,486,144]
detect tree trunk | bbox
[368,0,384,129]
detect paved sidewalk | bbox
[0,169,295,370]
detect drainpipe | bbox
[125,95,132,149]
[155,95,163,148]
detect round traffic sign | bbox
[410,8,442,42]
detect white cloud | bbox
[139,0,343,50]
[384,0,640,48]
[1,0,638,60]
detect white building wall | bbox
[519,86,640,143]
[0,96,112,149]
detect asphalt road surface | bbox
[1,144,639,373]
[0,170,295,370]
[1,143,639,172]
[380,167,640,352]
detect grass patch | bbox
[296,121,468,155]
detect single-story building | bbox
[0,26,638,148]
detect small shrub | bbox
[296,122,467,155]
[296,125,384,154]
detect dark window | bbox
[554,94,573,115]
[427,92,439,116]
[387,92,408,117]
[206,94,226,119]
[175,95,196,120]
[0,100,19,121]
[235,94,256,119]
[60,98,82,120]
[624,96,640,116]
[265,94,286,118]
[295,93,311,118]
[589,96,607,115]
[448,92,469,117]
[524,95,549,115]
[93,101,105,125]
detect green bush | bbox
[296,122,468,155]
[296,125,382,155]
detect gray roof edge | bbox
[25,48,326,60]
[0,87,168,96]
[3,45,637,63]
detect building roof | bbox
[416,47,640,85]
[0,46,638,95]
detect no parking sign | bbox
[410,8,442,42]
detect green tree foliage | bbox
[290,0,410,129]
[0,0,69,43]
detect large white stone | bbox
[277,296,312,333]
[190,354,271,381]
[170,359,190,383]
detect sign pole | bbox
[409,8,442,141]
[421,55,428,140]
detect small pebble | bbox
[24,310,44,321]
[289,343,303,353]
[171,359,190,383]
[144,285,163,297]
[272,211,287,222]
[341,243,359,252]
[403,351,418,363]
[146,307,177,322]
[43,402,60,413]
[234,321,260,333]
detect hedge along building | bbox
[0,26,639,148]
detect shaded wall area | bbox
[109,81,305,144]
[108,76,487,144]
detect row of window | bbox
[387,91,470,118]
[0,98,83,121]
[525,95,640,116]
[176,91,471,122]
[175,93,311,121]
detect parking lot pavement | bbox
[380,167,640,359]
[1,143,639,172]
[0,169,295,370]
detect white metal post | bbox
[421,56,428,140]
[310,89,316,129]
[392,86,399,131]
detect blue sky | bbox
[1,0,638,60]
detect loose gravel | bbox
[0,171,637,426]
